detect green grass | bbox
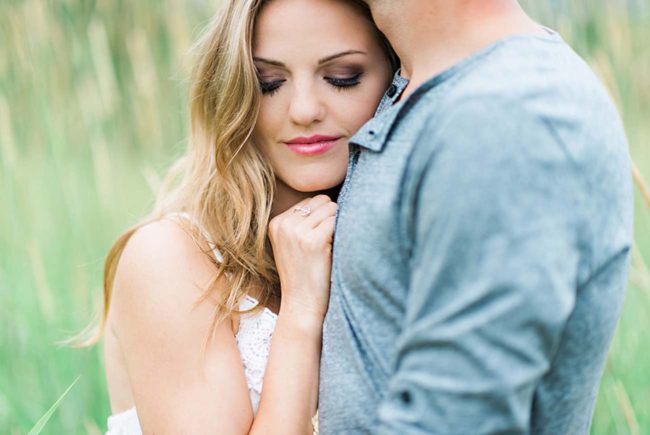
[0,1,648,433]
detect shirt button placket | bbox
[352,149,360,165]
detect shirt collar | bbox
[350,70,410,153]
[375,69,410,115]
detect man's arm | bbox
[375,100,589,434]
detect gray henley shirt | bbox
[318,30,632,434]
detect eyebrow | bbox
[253,50,367,68]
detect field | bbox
[0,0,648,433]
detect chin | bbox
[291,177,345,194]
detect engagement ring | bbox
[293,206,311,217]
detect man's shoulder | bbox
[407,35,626,163]
[414,35,615,127]
[399,35,632,270]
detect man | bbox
[319,1,632,433]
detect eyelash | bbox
[259,73,363,96]
[260,80,285,96]
[326,73,363,90]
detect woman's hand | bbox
[268,194,337,326]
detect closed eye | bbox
[325,72,363,89]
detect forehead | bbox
[253,0,376,58]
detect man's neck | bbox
[381,1,546,97]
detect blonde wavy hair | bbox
[76,0,397,346]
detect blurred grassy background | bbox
[0,0,648,433]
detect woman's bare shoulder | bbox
[110,217,225,339]
[119,217,213,278]
[106,219,253,431]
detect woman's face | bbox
[252,0,393,193]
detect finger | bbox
[286,195,332,221]
[290,194,330,210]
[312,215,337,243]
[304,194,332,211]
[285,197,312,217]
[301,201,338,229]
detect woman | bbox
[86,0,396,432]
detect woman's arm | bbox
[110,219,254,434]
[250,308,323,435]
[250,195,338,435]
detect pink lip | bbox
[284,135,342,156]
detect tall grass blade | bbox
[27,376,80,435]
[614,380,640,435]
[632,161,650,210]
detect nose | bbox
[288,80,325,127]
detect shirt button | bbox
[386,84,398,98]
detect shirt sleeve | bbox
[374,99,588,434]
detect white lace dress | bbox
[105,216,277,434]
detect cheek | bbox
[254,98,286,160]
[343,101,375,132]
[255,99,280,143]
[334,81,387,132]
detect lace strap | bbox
[174,212,224,263]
